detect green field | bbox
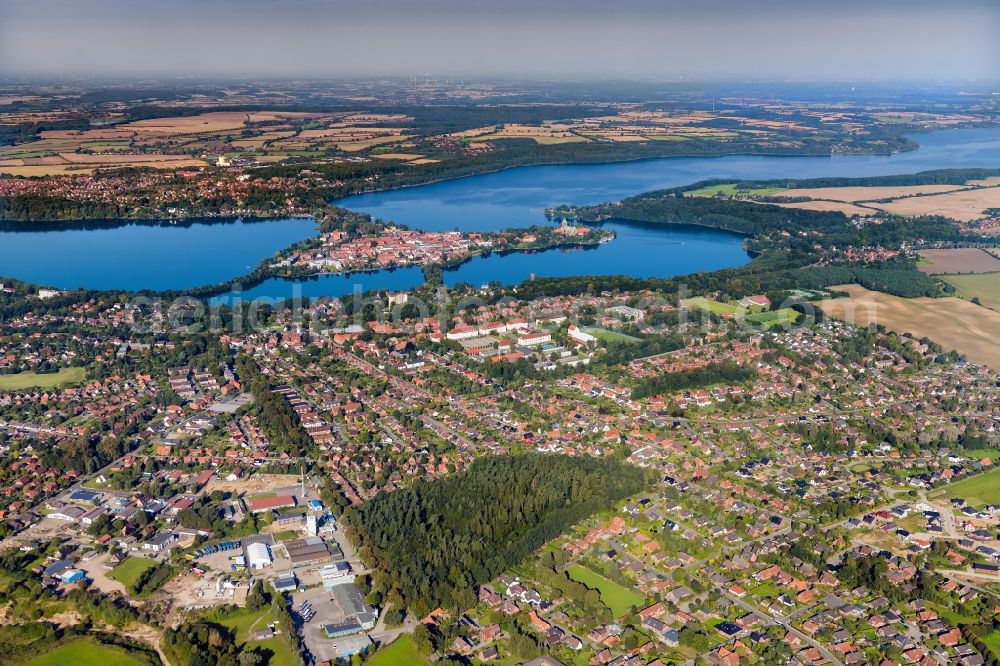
[982,630,1000,659]
[107,557,157,590]
[746,308,800,329]
[681,297,744,316]
[939,466,1000,508]
[366,635,430,666]
[943,272,1000,312]
[583,327,642,343]
[0,367,85,391]
[566,564,645,617]
[26,640,144,666]
[272,530,299,542]
[686,182,787,198]
[215,607,299,666]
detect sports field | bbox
[746,308,800,329]
[566,564,644,617]
[0,367,85,391]
[26,640,144,666]
[366,635,430,666]
[937,466,1000,508]
[583,327,642,343]
[680,297,743,316]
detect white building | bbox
[246,542,272,570]
[517,330,552,347]
[567,325,596,344]
[446,324,480,341]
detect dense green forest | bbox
[235,355,312,457]
[630,361,757,400]
[343,454,650,615]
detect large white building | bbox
[246,542,272,570]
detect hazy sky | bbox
[2,0,998,80]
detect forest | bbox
[630,361,757,399]
[343,454,650,615]
[234,354,313,457]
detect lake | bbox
[3,127,1000,297]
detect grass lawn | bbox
[366,634,430,666]
[686,182,787,198]
[566,564,644,617]
[926,601,979,626]
[215,607,299,666]
[272,530,299,542]
[0,368,85,391]
[746,308,800,329]
[943,272,1000,312]
[680,297,744,316]
[981,629,1000,659]
[107,557,157,590]
[216,607,271,642]
[970,449,1000,461]
[582,327,641,343]
[940,466,1000,508]
[26,640,145,666]
[247,636,300,666]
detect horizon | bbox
[2,0,999,81]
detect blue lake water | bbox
[0,218,317,292]
[2,127,1000,297]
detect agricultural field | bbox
[918,248,1000,275]
[774,200,875,216]
[25,640,145,666]
[817,284,1000,368]
[566,564,645,617]
[107,557,157,591]
[778,184,964,202]
[686,182,788,198]
[941,272,1000,311]
[0,109,420,174]
[933,466,1000,508]
[869,185,1000,222]
[0,367,85,391]
[366,635,430,666]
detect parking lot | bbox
[290,586,350,664]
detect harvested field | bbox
[775,200,874,216]
[58,153,202,165]
[872,186,1000,222]
[0,164,96,176]
[817,284,1000,368]
[371,153,425,161]
[918,248,1000,274]
[121,111,323,134]
[779,184,964,202]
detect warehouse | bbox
[246,542,272,570]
